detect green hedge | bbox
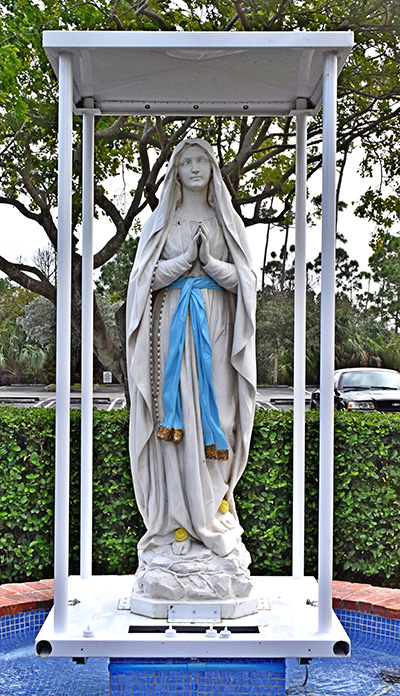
[1,407,400,587]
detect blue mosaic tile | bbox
[109,658,286,696]
[335,608,400,644]
[0,608,50,639]
[1,606,400,694]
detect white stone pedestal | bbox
[130,590,262,621]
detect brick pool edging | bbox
[332,580,400,620]
[1,579,400,620]
[0,579,54,617]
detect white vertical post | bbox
[318,52,338,633]
[80,108,95,579]
[54,52,73,633]
[293,109,307,580]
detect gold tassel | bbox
[157,425,174,441]
[205,444,229,461]
[156,425,184,442]
[172,428,183,442]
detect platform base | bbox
[109,657,286,696]
[35,575,351,659]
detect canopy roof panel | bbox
[43,31,353,116]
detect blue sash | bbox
[158,275,228,457]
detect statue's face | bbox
[177,145,211,194]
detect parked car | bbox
[310,368,400,412]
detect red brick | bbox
[372,597,400,618]
[36,598,53,609]
[0,587,14,597]
[342,598,359,611]
[0,597,19,617]
[348,589,382,601]
[1,583,33,594]
[371,588,400,598]
[23,581,52,591]
[372,598,396,617]
[2,593,26,603]
[358,600,375,613]
[337,583,372,593]
[6,599,37,615]
[332,585,373,601]
[370,591,400,608]
[352,589,397,613]
[332,597,342,609]
[34,590,54,601]
[332,580,353,590]
[332,588,359,601]
[386,604,400,620]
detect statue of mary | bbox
[127,139,257,602]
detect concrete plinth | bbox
[130,591,261,621]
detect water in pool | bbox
[2,633,400,695]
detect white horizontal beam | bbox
[91,101,308,117]
[43,30,354,51]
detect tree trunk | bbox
[260,225,270,309]
[273,350,279,384]
[280,222,289,293]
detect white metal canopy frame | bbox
[42,30,353,654]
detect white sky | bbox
[1,148,376,289]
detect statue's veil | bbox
[126,138,257,472]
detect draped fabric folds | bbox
[157,276,228,459]
[126,139,257,557]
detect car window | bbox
[340,372,400,390]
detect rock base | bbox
[132,540,253,602]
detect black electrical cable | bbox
[286,661,310,693]
[301,662,309,687]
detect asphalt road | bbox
[256,386,314,411]
[0,384,314,411]
[0,384,126,411]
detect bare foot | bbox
[172,538,192,556]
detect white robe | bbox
[126,139,257,559]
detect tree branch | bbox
[225,12,239,30]
[17,263,55,286]
[132,0,172,30]
[221,116,265,178]
[95,116,128,140]
[0,196,42,223]
[265,0,292,29]
[340,104,400,151]
[0,256,56,302]
[232,0,251,30]
[241,144,296,175]
[243,194,294,227]
[93,186,127,269]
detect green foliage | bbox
[257,233,400,386]
[237,410,294,574]
[91,409,144,574]
[0,407,144,583]
[1,0,400,388]
[0,282,36,336]
[2,407,400,588]
[331,411,400,585]
[256,293,294,384]
[367,232,400,332]
[95,226,140,302]
[0,282,55,384]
